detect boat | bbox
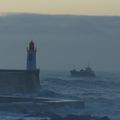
[70,66,96,78]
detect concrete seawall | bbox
[0,69,40,94]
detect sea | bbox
[0,70,119,120]
[40,70,120,120]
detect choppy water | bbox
[40,71,120,120]
[0,71,119,120]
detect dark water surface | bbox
[40,71,120,120]
[0,71,119,120]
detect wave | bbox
[38,88,79,100]
[41,76,120,120]
[43,77,120,90]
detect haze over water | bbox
[0,14,119,72]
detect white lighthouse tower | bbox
[27,41,37,70]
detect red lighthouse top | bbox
[29,40,35,50]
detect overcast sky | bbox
[0,0,120,16]
[0,14,120,72]
[0,1,120,71]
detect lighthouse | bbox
[27,41,37,70]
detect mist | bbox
[0,13,120,72]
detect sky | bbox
[0,1,120,72]
[0,0,120,15]
[0,14,120,72]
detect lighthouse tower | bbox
[27,41,37,70]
